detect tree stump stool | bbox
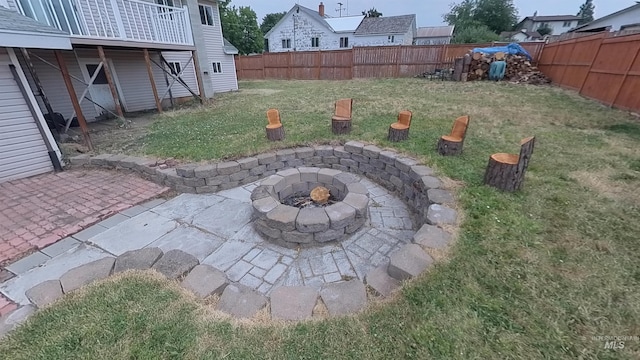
[387,110,412,142]
[265,108,285,141]
[331,117,352,134]
[331,98,353,135]
[266,126,285,141]
[483,136,535,191]
[437,115,470,156]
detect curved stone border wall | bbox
[252,168,369,248]
[0,143,464,323]
[69,141,449,228]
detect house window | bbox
[311,37,320,47]
[199,5,214,26]
[212,62,222,73]
[388,35,395,43]
[282,38,291,48]
[339,37,349,48]
[563,21,572,27]
[167,61,181,75]
[538,22,550,29]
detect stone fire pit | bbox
[251,167,369,248]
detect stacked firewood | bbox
[465,52,550,84]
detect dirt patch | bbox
[239,89,283,96]
[60,114,156,157]
[570,168,640,205]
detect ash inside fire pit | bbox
[282,192,339,209]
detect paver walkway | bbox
[0,170,169,266]
[0,176,415,306]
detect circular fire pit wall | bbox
[251,168,369,248]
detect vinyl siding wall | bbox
[200,0,237,93]
[0,47,54,182]
[18,48,195,121]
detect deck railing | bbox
[16,0,193,46]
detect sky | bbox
[228,0,636,27]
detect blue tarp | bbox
[472,43,532,60]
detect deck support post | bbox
[143,49,163,113]
[97,46,124,118]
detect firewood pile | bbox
[465,51,550,85]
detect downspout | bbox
[9,64,63,172]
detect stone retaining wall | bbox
[69,141,445,227]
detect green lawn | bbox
[2,79,640,359]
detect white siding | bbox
[199,0,237,93]
[19,48,196,120]
[160,51,198,98]
[579,7,640,32]
[415,37,451,45]
[352,34,408,47]
[17,49,99,121]
[531,20,579,35]
[0,48,53,183]
[4,0,18,11]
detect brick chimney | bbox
[319,2,325,17]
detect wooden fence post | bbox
[610,43,640,107]
[395,46,402,77]
[578,34,606,93]
[316,50,322,80]
[262,54,266,79]
[558,39,578,85]
[288,51,293,79]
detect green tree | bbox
[220,5,264,54]
[260,12,286,35]
[577,0,595,25]
[452,24,500,43]
[362,8,383,17]
[444,0,518,34]
[537,26,552,37]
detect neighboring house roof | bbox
[416,25,454,38]
[223,38,238,55]
[325,15,365,33]
[571,3,640,32]
[0,7,71,49]
[501,29,542,40]
[524,15,582,22]
[264,4,331,38]
[354,14,416,35]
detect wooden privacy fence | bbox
[236,42,545,80]
[538,32,640,113]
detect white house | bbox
[264,2,416,52]
[516,14,582,35]
[571,3,640,33]
[0,0,238,182]
[0,7,67,182]
[1,0,238,121]
[353,15,416,46]
[500,29,543,42]
[415,26,455,45]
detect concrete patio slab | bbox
[0,244,112,305]
[89,212,177,256]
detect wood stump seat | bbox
[331,98,353,134]
[265,108,285,141]
[483,136,535,192]
[437,115,469,155]
[388,110,412,142]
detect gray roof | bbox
[0,7,67,35]
[525,15,582,22]
[571,3,640,32]
[354,15,416,35]
[223,38,238,55]
[416,26,455,38]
